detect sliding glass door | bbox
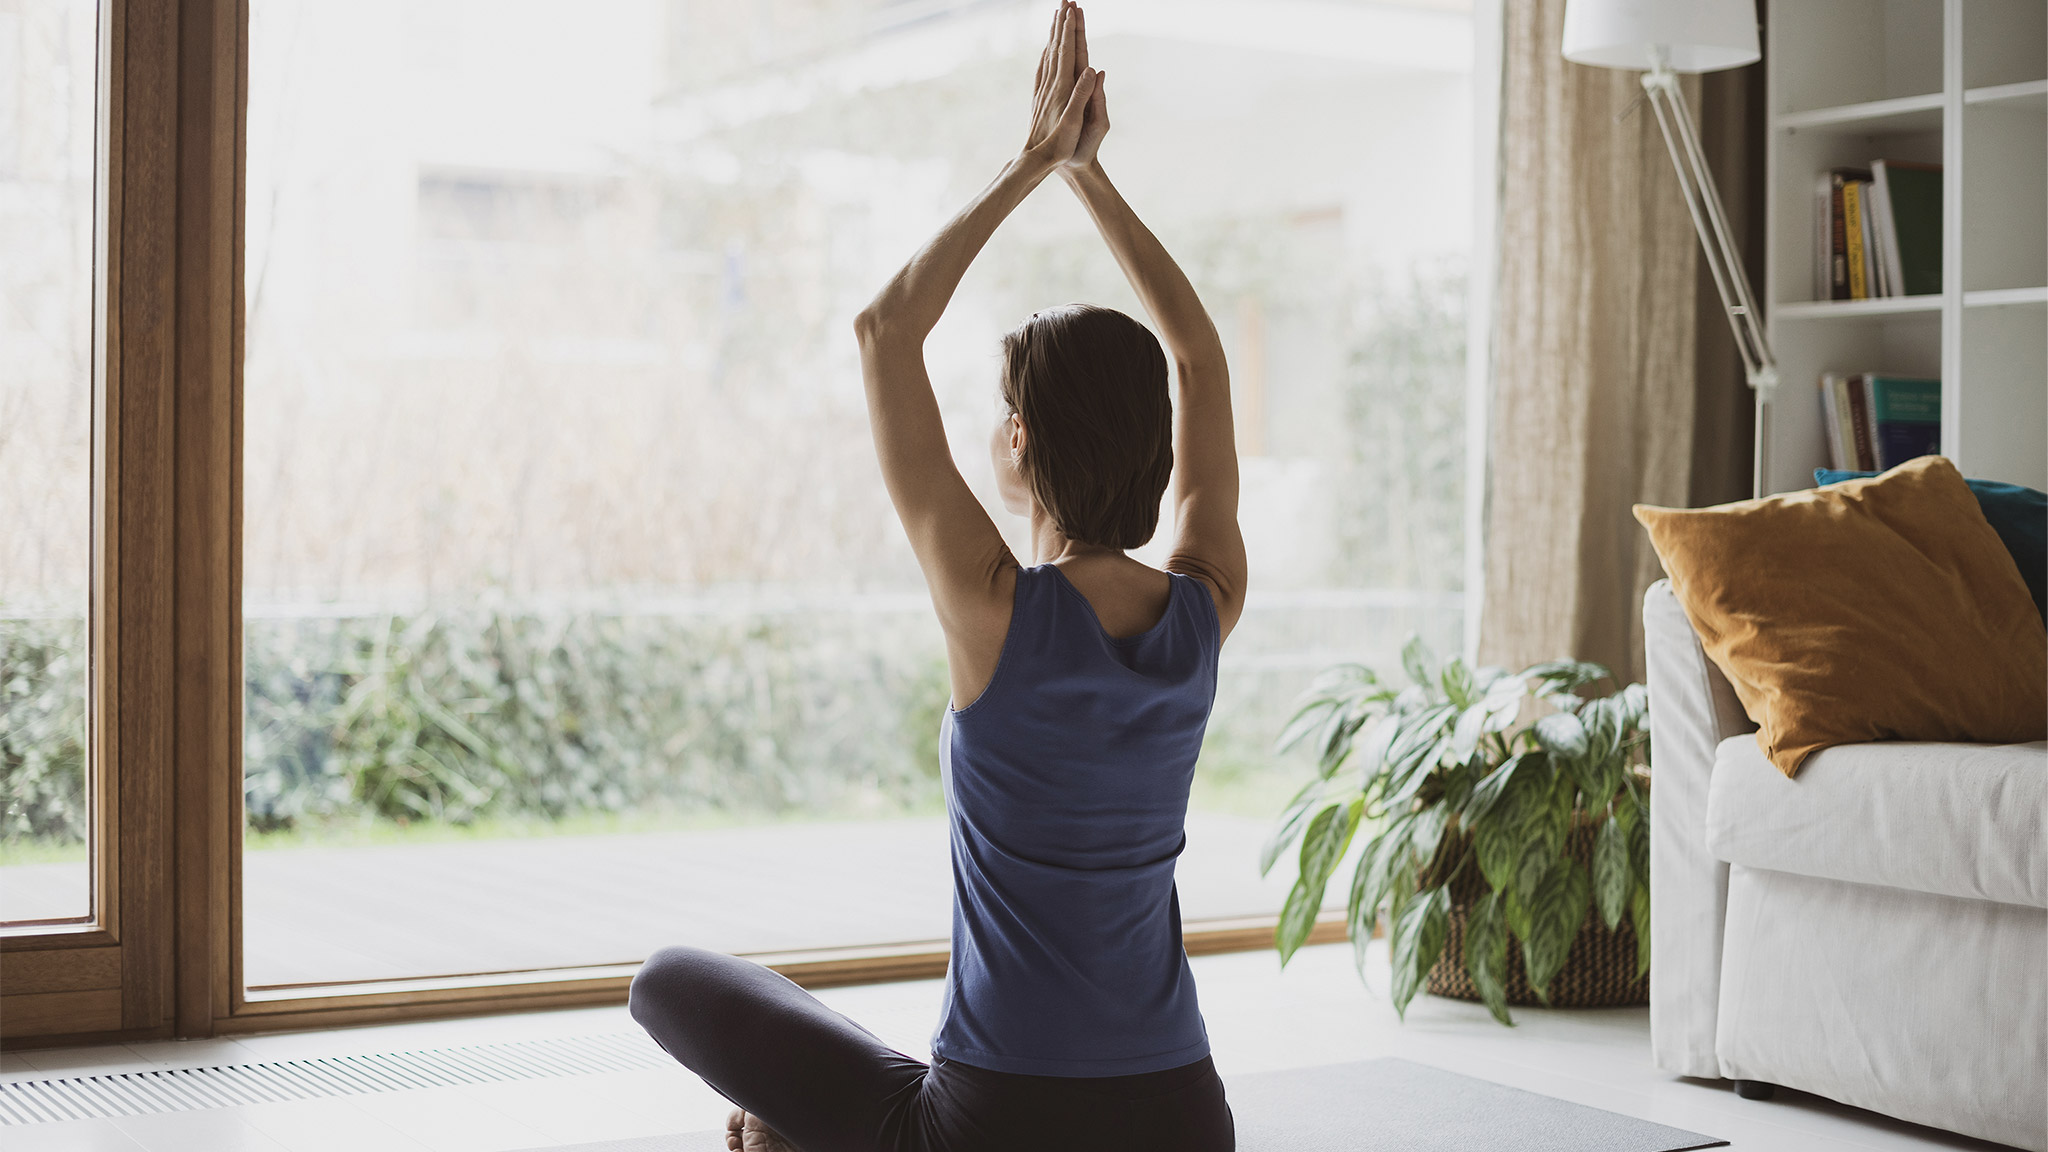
[3,0,1480,1042]
[236,0,1477,992]
[0,0,99,931]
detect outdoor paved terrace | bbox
[0,813,1294,988]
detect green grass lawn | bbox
[0,838,89,866]
[7,753,1302,865]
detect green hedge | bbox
[1,618,88,843]
[4,609,952,840]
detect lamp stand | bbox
[1641,53,1778,499]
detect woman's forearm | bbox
[856,159,1048,346]
[1058,160,1226,377]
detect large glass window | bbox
[0,0,97,927]
[241,0,1471,988]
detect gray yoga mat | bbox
[520,1057,1726,1151]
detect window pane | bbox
[243,0,1470,986]
[0,0,97,926]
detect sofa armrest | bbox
[1644,579,1755,1078]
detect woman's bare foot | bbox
[725,1107,797,1152]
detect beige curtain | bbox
[1477,0,1759,686]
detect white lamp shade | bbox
[1561,0,1760,73]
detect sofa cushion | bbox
[1635,456,2047,777]
[1705,736,2047,908]
[1816,467,2047,621]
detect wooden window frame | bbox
[1,0,1342,1047]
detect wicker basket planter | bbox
[1422,822,1649,1009]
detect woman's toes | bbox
[741,1111,798,1152]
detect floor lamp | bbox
[1562,0,1776,498]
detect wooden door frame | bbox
[2,0,1340,1047]
[0,0,244,1048]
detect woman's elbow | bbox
[852,307,886,347]
[853,307,920,351]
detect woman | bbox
[629,5,1244,1149]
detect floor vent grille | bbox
[0,1031,672,1126]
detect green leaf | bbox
[1379,704,1458,807]
[1296,799,1363,897]
[1437,756,1479,811]
[1440,659,1476,710]
[1519,860,1592,1001]
[1471,757,1541,892]
[1579,695,1622,766]
[1478,672,1526,730]
[1473,823,1519,895]
[1627,793,1651,880]
[1351,714,1401,779]
[1276,798,1367,965]
[1346,846,1381,942]
[1275,696,1338,754]
[1319,699,1386,778]
[1630,878,1653,979]
[1592,817,1630,930]
[1458,672,1523,770]
[1618,682,1650,731]
[1462,888,1514,1025]
[1521,659,1613,706]
[1277,664,1394,759]
[1585,753,1627,808]
[1352,814,1418,937]
[1533,711,1588,759]
[1503,881,1533,940]
[1390,885,1451,1018]
[1400,636,1437,692]
[1260,778,1325,876]
[1350,919,1378,983]
[1447,699,1491,767]
[1384,849,1419,940]
[1275,874,1325,966]
[1509,790,1567,898]
[1466,749,1537,823]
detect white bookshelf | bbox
[1765,0,2046,493]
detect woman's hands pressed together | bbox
[854,0,1241,686]
[1020,2,1104,176]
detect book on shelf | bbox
[1813,163,1941,302]
[1814,169,1862,300]
[1842,175,1870,300]
[1874,160,1942,297]
[1865,176,1892,298]
[1820,374,1852,471]
[1865,376,1941,468]
[1818,373,1941,471]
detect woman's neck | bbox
[1027,512,1123,567]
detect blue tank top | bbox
[931,563,1219,1077]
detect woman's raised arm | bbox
[854,5,1098,696]
[1058,158,1246,636]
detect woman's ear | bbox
[1007,414,1027,465]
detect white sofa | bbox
[1643,579,2048,1150]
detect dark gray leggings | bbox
[628,946,1234,1152]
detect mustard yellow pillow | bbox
[1635,456,2047,776]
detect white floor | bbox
[0,941,2011,1152]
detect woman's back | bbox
[934,562,1220,1077]
[628,12,1243,1148]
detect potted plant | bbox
[1264,638,1650,1024]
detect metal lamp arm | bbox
[1642,55,1778,495]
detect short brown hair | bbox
[999,304,1172,550]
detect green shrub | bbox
[242,607,954,831]
[0,618,88,845]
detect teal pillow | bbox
[1817,467,2047,621]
